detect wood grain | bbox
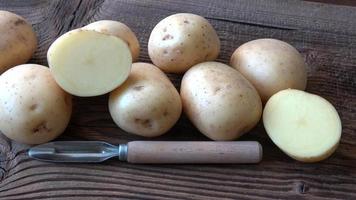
[309,0,356,6]
[0,0,355,199]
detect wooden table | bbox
[0,0,355,199]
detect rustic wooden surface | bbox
[0,0,355,199]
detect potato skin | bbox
[83,20,140,61]
[181,62,262,141]
[148,13,220,73]
[0,64,72,144]
[0,11,37,74]
[109,62,182,137]
[230,38,307,103]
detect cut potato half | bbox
[48,29,132,97]
[263,89,342,162]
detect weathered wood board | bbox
[0,0,355,199]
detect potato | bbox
[48,29,132,97]
[148,13,220,73]
[230,38,307,103]
[181,62,262,141]
[0,10,37,74]
[109,62,182,137]
[0,64,72,145]
[263,89,342,162]
[83,20,140,61]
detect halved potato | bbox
[48,29,132,97]
[263,89,342,162]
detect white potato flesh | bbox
[84,20,140,61]
[263,89,342,162]
[109,63,182,137]
[0,64,72,145]
[48,29,132,97]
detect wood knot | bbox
[296,181,309,194]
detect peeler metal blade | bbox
[28,141,127,163]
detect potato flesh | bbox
[48,30,132,97]
[263,89,342,162]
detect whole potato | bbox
[148,13,220,73]
[230,38,307,103]
[109,62,182,137]
[83,20,140,61]
[181,62,262,141]
[0,64,72,144]
[0,11,37,74]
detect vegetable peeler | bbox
[28,141,263,164]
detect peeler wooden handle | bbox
[126,141,263,164]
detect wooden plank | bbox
[308,0,356,6]
[0,0,355,199]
